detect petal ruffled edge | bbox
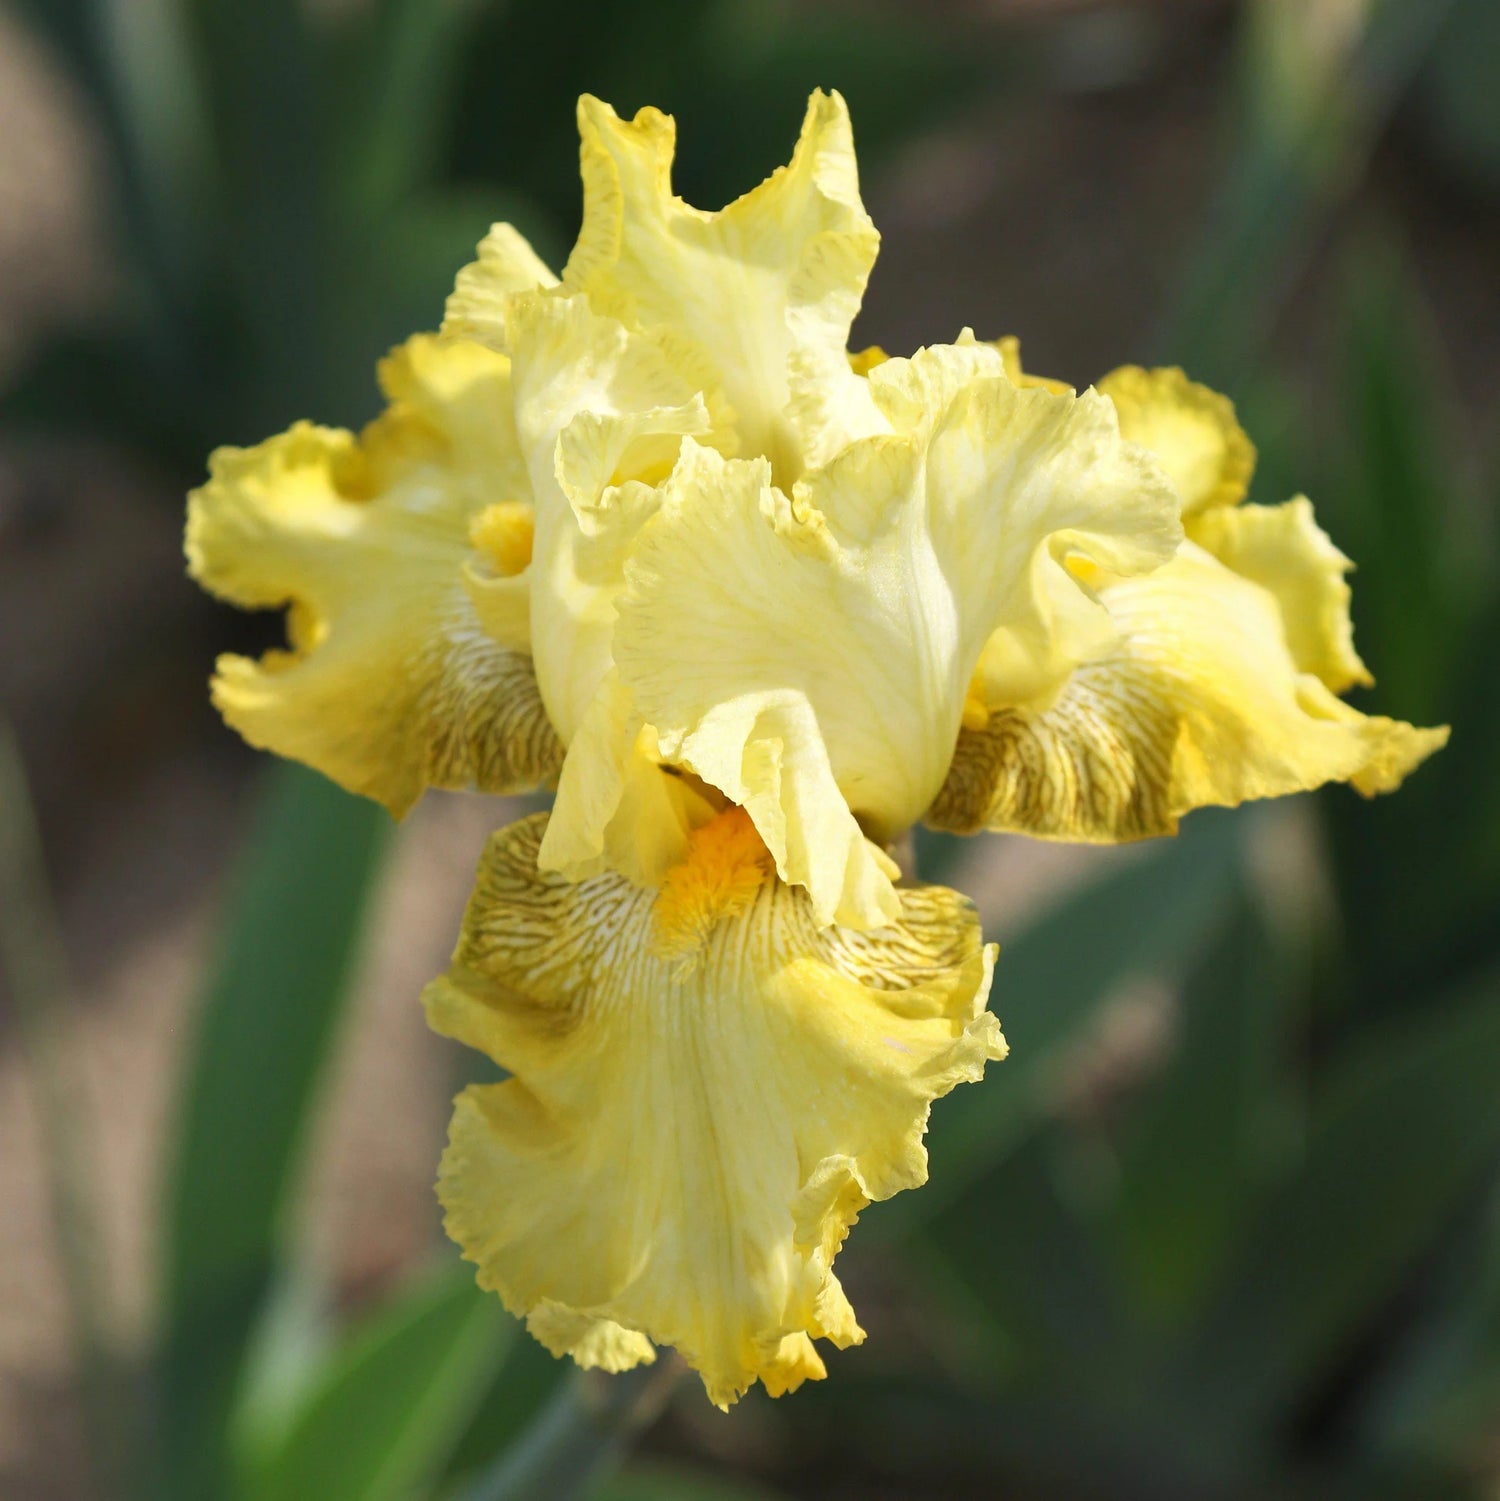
[1097,364,1256,517]
[1188,495,1371,694]
[427,811,1003,1408]
[442,223,560,350]
[927,542,1446,841]
[563,90,883,479]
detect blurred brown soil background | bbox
[0,1,1496,1496]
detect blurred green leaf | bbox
[452,1363,681,1501]
[438,1334,568,1494]
[1359,1180,1500,1465]
[10,0,102,94]
[1169,971,1500,1446]
[1321,246,1491,1011]
[11,0,216,410]
[592,1465,790,1501]
[1331,248,1465,724]
[1,330,142,442]
[325,0,489,218]
[1419,0,1500,193]
[180,0,331,428]
[238,1267,513,1501]
[788,1366,1242,1501]
[919,1134,1130,1392]
[1278,1464,1477,1501]
[323,189,557,405]
[1163,0,1456,388]
[878,815,1243,1238]
[1111,884,1303,1325]
[98,0,217,302]
[1437,589,1500,937]
[157,763,390,1501]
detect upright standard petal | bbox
[613,364,1179,927]
[565,90,884,482]
[506,290,718,745]
[871,347,1182,711]
[928,541,1448,841]
[187,335,561,815]
[426,810,1003,1409]
[441,222,560,350]
[616,440,918,929]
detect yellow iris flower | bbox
[186,91,1446,1408]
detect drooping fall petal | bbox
[1188,494,1372,694]
[427,810,1003,1409]
[927,541,1447,841]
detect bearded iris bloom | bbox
[186,92,1446,1408]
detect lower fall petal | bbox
[426,811,1004,1409]
[1188,495,1372,694]
[927,541,1447,841]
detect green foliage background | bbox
[2,0,1497,1497]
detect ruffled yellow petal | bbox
[538,669,716,888]
[426,811,1004,1409]
[526,1303,655,1374]
[1188,495,1372,693]
[363,333,533,502]
[610,367,1178,925]
[441,223,560,349]
[866,347,1183,668]
[615,439,915,929]
[864,332,1007,434]
[993,335,1072,395]
[1097,364,1256,516]
[927,541,1448,840]
[186,336,561,814]
[506,290,716,743]
[564,90,883,482]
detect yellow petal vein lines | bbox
[427,812,1004,1408]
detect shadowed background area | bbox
[1,0,1497,1498]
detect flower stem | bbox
[0,720,137,1500]
[463,1358,684,1501]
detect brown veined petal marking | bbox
[927,541,1448,842]
[425,809,1004,1409]
[186,335,562,816]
